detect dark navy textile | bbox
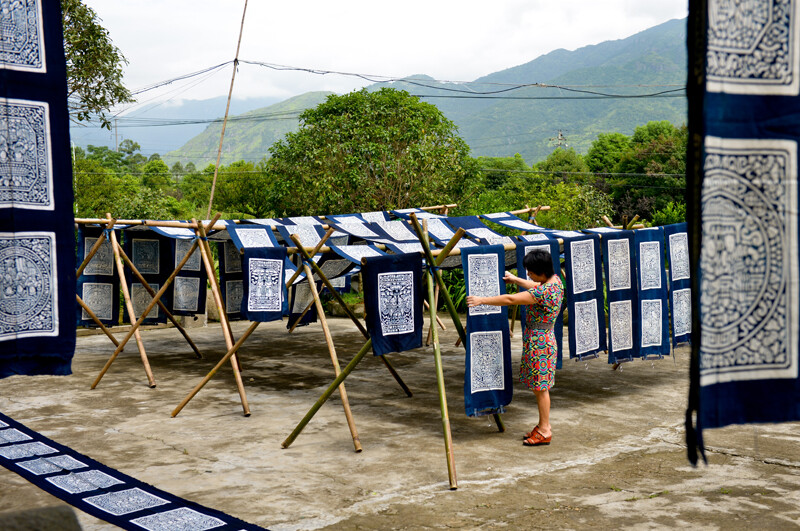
[241,247,288,322]
[76,227,120,328]
[633,227,670,358]
[362,253,423,357]
[169,238,207,317]
[0,412,265,530]
[600,230,640,363]
[217,240,245,321]
[122,232,171,326]
[563,234,607,360]
[515,239,564,369]
[461,245,513,417]
[663,223,691,347]
[0,1,76,377]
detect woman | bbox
[466,248,563,446]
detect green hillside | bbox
[168,18,687,166]
[164,91,334,167]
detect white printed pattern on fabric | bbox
[639,241,662,291]
[173,277,200,312]
[0,99,54,209]
[223,241,241,274]
[81,283,113,321]
[84,237,113,276]
[607,239,631,291]
[700,137,799,384]
[609,300,633,352]
[0,0,46,73]
[673,288,691,337]
[569,239,596,294]
[377,271,415,336]
[132,239,159,275]
[641,299,663,348]
[247,258,282,312]
[225,280,243,314]
[0,232,58,340]
[669,232,690,281]
[706,0,800,95]
[131,283,159,320]
[235,228,274,248]
[574,299,600,355]
[467,253,501,316]
[46,470,123,494]
[174,239,201,271]
[83,488,169,516]
[130,508,226,531]
[470,331,505,392]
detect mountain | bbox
[167,17,687,166]
[163,91,334,167]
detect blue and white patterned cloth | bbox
[0,0,76,377]
[663,223,691,347]
[563,234,607,360]
[633,227,670,358]
[76,227,120,328]
[122,232,172,326]
[599,230,640,363]
[687,0,800,462]
[461,245,513,417]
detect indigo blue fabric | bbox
[241,247,288,322]
[227,224,279,249]
[122,232,171,326]
[633,227,670,358]
[563,234,607,360]
[362,253,423,357]
[600,230,640,363]
[461,245,513,417]
[0,412,265,530]
[169,238,207,317]
[0,1,76,377]
[515,239,564,369]
[479,212,542,232]
[686,2,800,461]
[76,227,120,328]
[663,223,691,347]
[217,240,245,321]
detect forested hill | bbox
[166,17,687,166]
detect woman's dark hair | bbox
[523,248,555,278]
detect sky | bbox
[84,0,688,115]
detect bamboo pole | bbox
[116,244,203,359]
[106,217,155,388]
[423,299,447,332]
[426,284,442,346]
[207,0,249,218]
[287,299,315,333]
[194,216,251,416]
[289,234,412,396]
[285,228,335,288]
[302,262,362,452]
[422,223,458,489]
[509,205,550,216]
[172,321,260,417]
[76,294,120,347]
[626,215,641,230]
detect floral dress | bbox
[520,280,564,391]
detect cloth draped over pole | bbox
[597,229,640,363]
[663,222,691,348]
[633,227,670,359]
[563,234,607,360]
[123,233,172,326]
[686,0,800,463]
[0,0,76,378]
[76,226,120,327]
[461,245,513,417]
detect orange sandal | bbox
[522,426,551,446]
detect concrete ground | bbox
[1,317,799,530]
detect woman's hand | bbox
[503,272,519,285]
[466,295,483,307]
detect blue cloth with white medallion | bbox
[598,229,640,363]
[633,227,670,358]
[663,223,691,347]
[76,226,120,328]
[563,234,607,360]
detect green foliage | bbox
[213,160,274,218]
[267,88,479,216]
[536,148,589,177]
[476,154,529,189]
[586,133,631,174]
[650,201,686,226]
[439,270,467,312]
[61,0,133,127]
[141,159,172,190]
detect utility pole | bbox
[549,130,568,149]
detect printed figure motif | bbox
[470,331,505,392]
[641,299,663,348]
[132,240,159,275]
[673,288,691,337]
[81,283,112,321]
[84,237,113,276]
[247,258,282,312]
[607,239,631,291]
[173,277,199,312]
[574,299,599,355]
[0,233,56,340]
[669,232,690,281]
[639,241,662,291]
[467,253,501,316]
[0,100,53,209]
[236,229,273,248]
[174,239,200,271]
[131,283,159,320]
[0,0,45,73]
[223,241,241,274]
[225,280,243,314]
[377,271,414,335]
[570,239,596,294]
[609,300,633,351]
[83,488,169,516]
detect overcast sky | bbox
[84,0,688,113]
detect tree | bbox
[477,154,529,189]
[62,0,134,127]
[536,148,589,180]
[585,132,631,174]
[213,160,274,218]
[141,159,172,190]
[266,88,478,216]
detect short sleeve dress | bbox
[520,280,564,391]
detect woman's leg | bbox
[533,389,551,437]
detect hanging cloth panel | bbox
[447,216,518,267]
[390,208,444,220]
[685,1,800,456]
[515,239,565,369]
[480,212,546,232]
[327,243,386,264]
[275,223,322,248]
[217,240,244,322]
[122,232,171,326]
[461,245,513,417]
[362,253,423,356]
[0,1,76,377]
[76,227,120,328]
[241,246,288,322]
[600,230,640,363]
[286,281,318,329]
[563,234,607,360]
[663,223,691,347]
[633,227,670,358]
[227,224,279,249]
[367,220,419,243]
[169,238,207,317]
